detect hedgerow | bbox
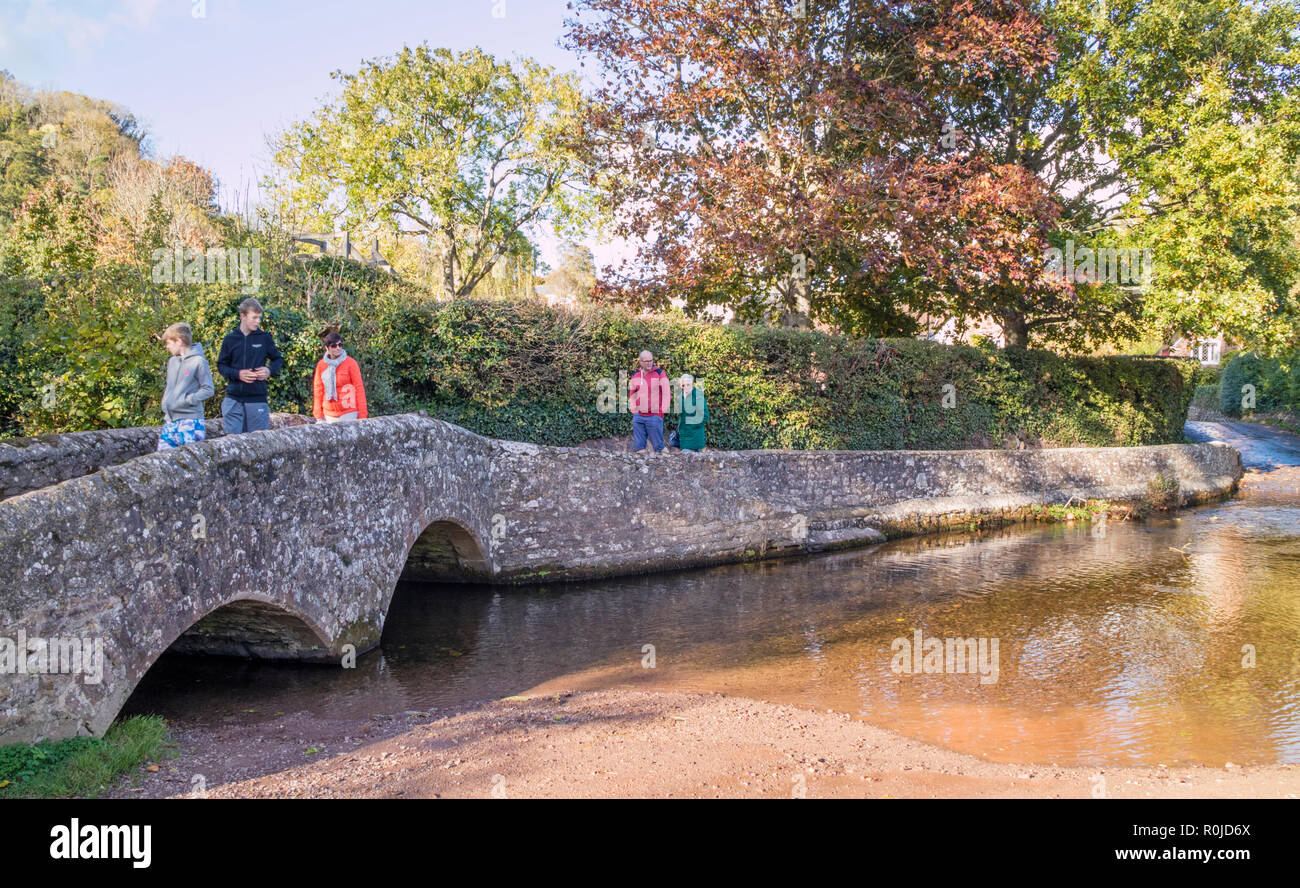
[377,299,1196,449]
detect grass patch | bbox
[1146,473,1181,511]
[0,715,175,799]
[1028,500,1143,523]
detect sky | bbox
[0,0,616,266]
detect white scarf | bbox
[323,348,347,402]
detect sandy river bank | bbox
[105,689,1299,799]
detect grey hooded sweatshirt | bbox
[162,343,216,423]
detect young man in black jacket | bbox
[216,298,284,434]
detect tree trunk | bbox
[779,251,811,329]
[1001,313,1029,348]
[442,229,457,298]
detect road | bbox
[1184,420,1300,471]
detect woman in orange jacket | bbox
[313,332,368,422]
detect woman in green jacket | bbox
[676,373,709,451]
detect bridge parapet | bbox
[0,413,312,501]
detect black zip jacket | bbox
[216,326,284,403]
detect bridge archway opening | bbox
[117,599,337,732]
[386,520,493,653]
[399,519,491,583]
[166,599,334,661]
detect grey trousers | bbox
[221,398,270,434]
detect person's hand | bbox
[238,369,258,383]
[255,367,271,381]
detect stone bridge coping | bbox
[1,409,1246,493]
[0,412,312,501]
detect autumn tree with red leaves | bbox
[565,0,1068,338]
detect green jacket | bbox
[677,388,709,450]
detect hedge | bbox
[1219,350,1300,417]
[374,299,1197,450]
[0,258,1198,449]
[1191,384,1221,413]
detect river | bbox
[122,421,1300,768]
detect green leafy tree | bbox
[271,45,601,298]
[938,0,1300,348]
[0,102,49,231]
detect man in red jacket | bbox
[313,332,368,422]
[629,349,671,454]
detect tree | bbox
[936,0,1300,348]
[29,88,145,194]
[271,45,601,298]
[565,0,1058,333]
[0,101,49,231]
[99,154,220,261]
[0,71,146,229]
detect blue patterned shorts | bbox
[157,418,206,450]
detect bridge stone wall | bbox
[0,413,1242,744]
[486,439,1243,581]
[0,413,312,501]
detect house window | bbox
[1195,339,1221,366]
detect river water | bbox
[124,422,1300,767]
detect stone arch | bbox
[375,517,493,648]
[86,596,335,743]
[165,595,336,662]
[399,517,493,583]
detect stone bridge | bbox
[0,413,1243,744]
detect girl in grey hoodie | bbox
[158,322,215,450]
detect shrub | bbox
[1147,473,1181,511]
[0,241,1199,450]
[1191,384,1221,412]
[0,239,417,434]
[1218,350,1300,417]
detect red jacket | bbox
[629,366,671,416]
[313,355,368,419]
